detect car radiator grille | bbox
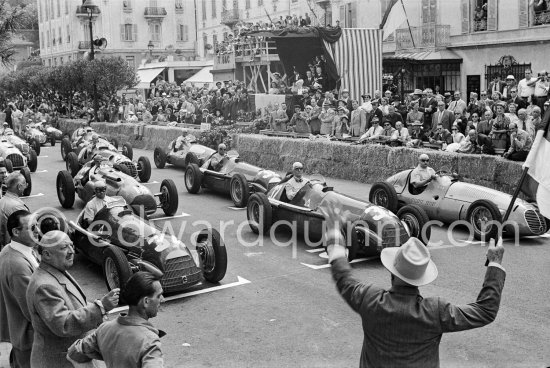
[119,161,138,178]
[161,255,202,293]
[7,154,24,169]
[381,224,409,250]
[524,210,547,235]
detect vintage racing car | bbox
[0,135,38,174]
[56,159,178,217]
[37,197,227,293]
[369,168,548,240]
[153,134,215,169]
[247,175,411,260]
[184,150,282,207]
[61,129,132,161]
[25,121,63,148]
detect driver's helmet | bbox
[4,129,14,136]
[93,154,107,166]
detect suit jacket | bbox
[476,133,495,155]
[331,257,505,368]
[26,263,103,368]
[418,97,437,122]
[0,244,36,350]
[507,96,527,110]
[447,99,467,115]
[430,129,453,145]
[0,193,29,248]
[431,110,455,131]
[488,80,505,94]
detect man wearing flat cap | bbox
[26,231,120,368]
[81,180,116,228]
[322,203,506,368]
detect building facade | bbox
[37,0,197,69]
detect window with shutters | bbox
[126,56,135,69]
[150,23,161,42]
[67,25,70,43]
[121,24,137,41]
[123,0,132,12]
[177,24,189,41]
[212,0,217,17]
[52,29,56,46]
[58,27,62,44]
[245,0,251,9]
[485,0,497,30]
[421,0,436,24]
[471,0,488,32]
[175,0,184,12]
[339,3,357,28]
[202,0,207,20]
[47,30,50,47]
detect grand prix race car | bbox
[37,197,227,293]
[61,129,132,162]
[23,122,63,151]
[0,135,38,174]
[184,150,282,207]
[153,135,215,170]
[247,175,411,260]
[369,168,548,241]
[56,159,178,217]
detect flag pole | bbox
[484,166,530,266]
[400,0,416,48]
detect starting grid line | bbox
[107,276,251,314]
[141,181,160,185]
[21,193,44,199]
[149,212,191,221]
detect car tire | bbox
[122,142,133,160]
[4,159,13,173]
[160,179,179,216]
[61,137,71,161]
[230,173,250,208]
[110,138,119,150]
[369,182,399,214]
[114,163,132,177]
[467,199,502,241]
[66,152,80,177]
[31,138,41,156]
[247,193,272,234]
[397,204,431,244]
[137,156,151,183]
[153,147,166,169]
[185,164,202,194]
[196,228,227,283]
[50,136,56,146]
[102,246,132,293]
[20,167,32,197]
[28,149,38,172]
[56,170,75,208]
[185,152,200,167]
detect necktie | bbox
[438,111,442,125]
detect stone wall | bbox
[57,120,524,195]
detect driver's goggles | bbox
[95,187,107,193]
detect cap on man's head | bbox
[40,230,72,248]
[93,179,107,189]
[341,89,349,94]
[292,162,303,169]
[385,90,392,95]
[371,116,380,123]
[218,143,227,150]
[506,75,515,80]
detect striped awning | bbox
[386,49,462,62]
[326,28,383,99]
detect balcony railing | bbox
[78,41,91,50]
[76,5,100,17]
[221,9,242,26]
[144,7,167,17]
[395,25,450,51]
[214,40,279,70]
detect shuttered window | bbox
[486,0,497,30]
[120,24,137,41]
[461,0,470,34]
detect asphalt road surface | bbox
[2,143,549,368]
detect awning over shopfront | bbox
[385,49,462,62]
[183,66,214,85]
[136,67,165,89]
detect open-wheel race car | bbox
[369,168,549,241]
[61,129,132,162]
[153,134,215,170]
[56,159,178,217]
[36,197,227,293]
[0,135,38,175]
[247,174,411,260]
[25,121,63,149]
[184,150,282,207]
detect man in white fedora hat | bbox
[322,203,506,368]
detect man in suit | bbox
[507,88,527,110]
[349,100,366,137]
[431,101,455,132]
[339,89,354,113]
[270,102,289,131]
[418,88,437,131]
[26,231,120,368]
[0,210,38,368]
[0,173,30,249]
[429,123,453,149]
[447,91,467,115]
[323,203,506,368]
[488,73,505,96]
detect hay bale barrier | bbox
[57,120,523,195]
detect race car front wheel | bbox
[31,138,41,157]
[122,142,133,160]
[137,156,151,183]
[66,152,80,177]
[196,228,227,283]
[56,170,75,208]
[396,205,431,244]
[153,147,167,169]
[102,246,132,294]
[50,136,56,147]
[28,149,38,172]
[230,173,250,208]
[20,167,32,197]
[247,193,272,235]
[185,152,200,167]
[160,179,179,216]
[467,199,502,241]
[369,182,398,214]
[185,164,202,194]
[60,138,71,161]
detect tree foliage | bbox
[0,0,30,65]
[83,57,139,100]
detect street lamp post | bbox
[148,40,154,58]
[83,0,99,120]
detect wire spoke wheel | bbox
[104,258,120,290]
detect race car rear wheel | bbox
[247,193,272,234]
[153,147,166,169]
[103,246,132,293]
[66,152,80,177]
[196,228,227,283]
[4,159,13,173]
[56,170,75,208]
[50,136,56,146]
[61,138,71,160]
[185,152,200,167]
[110,138,119,149]
[185,164,202,194]
[230,173,250,208]
[369,182,399,214]
[397,204,431,244]
[20,167,32,197]
[137,156,151,183]
[122,142,133,160]
[467,199,502,241]
[31,138,41,156]
[28,149,38,172]
[160,179,179,216]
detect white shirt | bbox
[518,77,537,97]
[391,127,410,141]
[10,240,39,269]
[285,176,309,200]
[360,125,383,140]
[83,196,117,223]
[410,166,436,187]
[534,79,549,97]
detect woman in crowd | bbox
[466,112,481,134]
[505,103,520,126]
[445,123,466,152]
[490,102,511,151]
